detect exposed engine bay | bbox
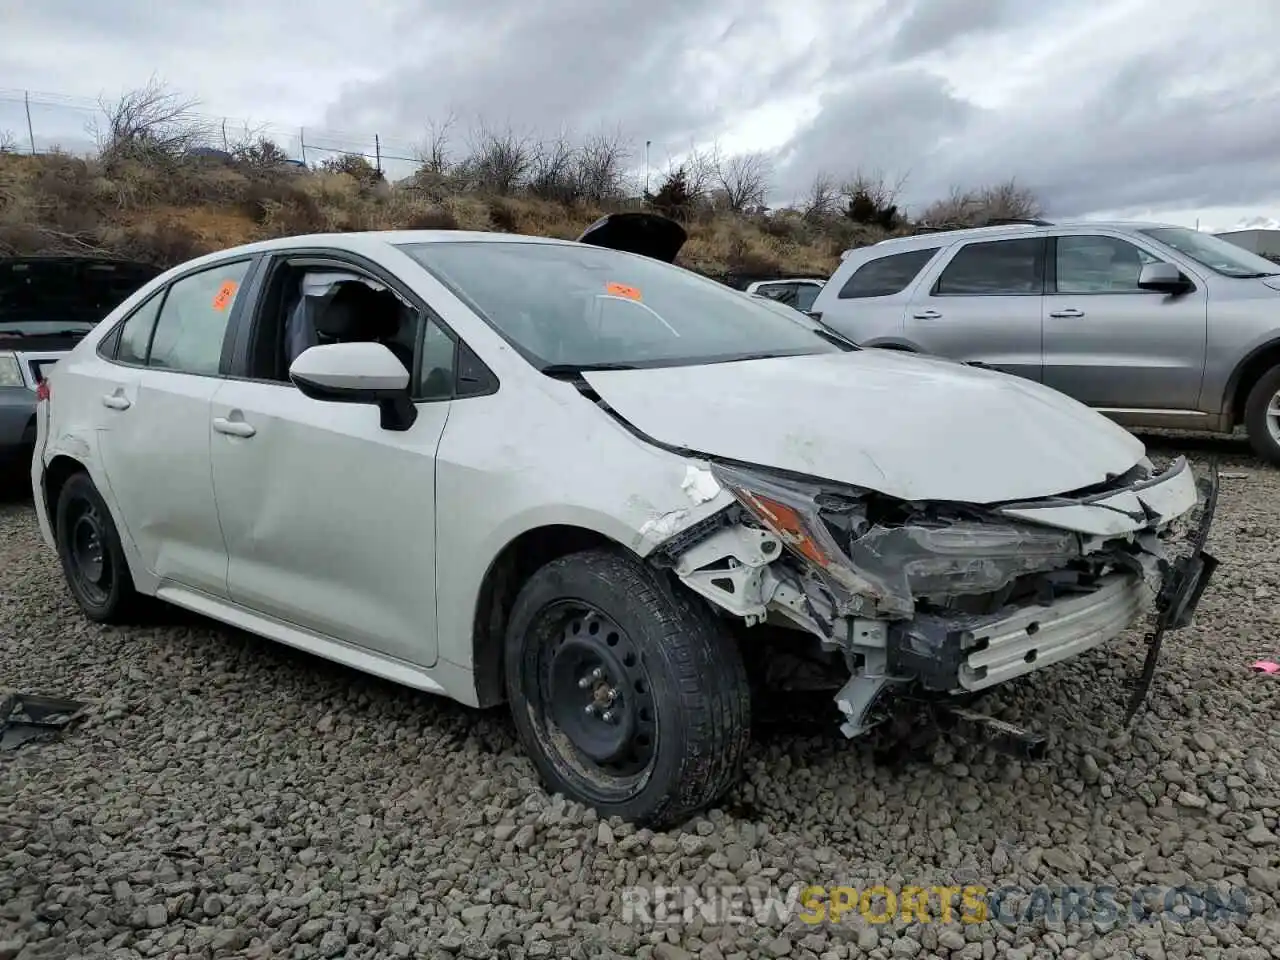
[654,455,1216,740]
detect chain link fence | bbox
[0,88,428,179]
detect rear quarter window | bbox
[837,248,939,299]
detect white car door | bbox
[207,254,456,667]
[91,257,255,597]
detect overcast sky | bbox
[3,0,1278,228]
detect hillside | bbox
[0,138,1040,282]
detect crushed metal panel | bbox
[0,691,88,750]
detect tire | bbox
[1243,364,1280,466]
[503,548,751,826]
[53,471,146,623]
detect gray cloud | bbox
[2,0,1278,221]
[322,0,787,162]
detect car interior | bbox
[248,264,420,385]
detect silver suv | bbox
[809,219,1280,463]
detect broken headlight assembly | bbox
[710,462,1085,617]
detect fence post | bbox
[24,90,36,155]
[300,127,307,165]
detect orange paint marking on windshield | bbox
[605,282,641,301]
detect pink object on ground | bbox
[1252,660,1280,674]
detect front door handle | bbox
[101,393,131,410]
[913,309,942,320]
[1049,308,1085,318]
[212,417,256,438]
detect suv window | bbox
[839,248,937,299]
[934,238,1045,296]
[1055,235,1159,293]
[148,261,251,375]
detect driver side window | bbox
[244,257,497,402]
[1055,235,1161,294]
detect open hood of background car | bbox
[581,350,1147,504]
[576,212,687,263]
[0,256,161,336]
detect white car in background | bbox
[745,277,826,312]
[32,213,1217,825]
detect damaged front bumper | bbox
[662,455,1218,739]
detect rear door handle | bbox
[913,309,942,320]
[1049,308,1085,318]
[212,417,256,438]
[101,394,131,410]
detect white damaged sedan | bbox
[32,213,1218,825]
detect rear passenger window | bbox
[115,293,164,365]
[934,238,1045,296]
[148,261,251,375]
[838,248,938,299]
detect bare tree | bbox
[574,129,629,204]
[416,111,458,176]
[527,133,578,202]
[802,171,840,220]
[978,178,1043,221]
[681,144,718,204]
[841,168,908,228]
[716,151,772,213]
[92,77,210,166]
[462,122,533,195]
[919,178,1043,227]
[230,136,292,169]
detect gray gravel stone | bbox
[0,444,1275,960]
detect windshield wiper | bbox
[811,327,859,350]
[1231,271,1280,279]
[541,362,641,378]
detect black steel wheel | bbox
[504,548,751,826]
[54,471,145,623]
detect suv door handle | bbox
[101,393,131,410]
[913,309,942,320]
[212,417,256,438]
[1049,308,1085,318]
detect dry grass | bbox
[0,152,871,280]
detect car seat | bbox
[313,281,415,373]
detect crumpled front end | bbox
[658,455,1215,739]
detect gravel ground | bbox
[1,438,1278,960]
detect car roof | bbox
[843,219,1185,258]
[148,229,586,278]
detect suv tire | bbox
[504,548,751,826]
[1243,364,1280,466]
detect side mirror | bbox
[289,342,417,431]
[1137,262,1190,294]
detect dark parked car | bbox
[1,256,161,465]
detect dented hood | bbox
[582,350,1146,504]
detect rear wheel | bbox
[504,548,751,826]
[1243,364,1280,466]
[54,471,146,623]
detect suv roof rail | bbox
[902,217,1053,238]
[982,217,1054,227]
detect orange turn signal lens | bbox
[735,489,832,568]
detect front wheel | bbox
[1243,364,1280,466]
[504,548,751,826]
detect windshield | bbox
[1140,227,1280,278]
[398,241,846,370]
[0,259,160,333]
